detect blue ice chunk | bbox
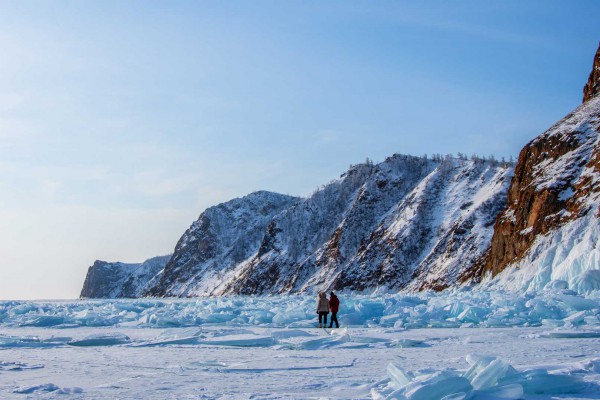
[135,328,203,347]
[457,306,489,323]
[475,383,523,399]
[387,363,411,387]
[469,358,517,390]
[542,329,600,338]
[0,335,59,348]
[404,373,473,400]
[556,294,597,311]
[19,315,64,327]
[272,310,309,326]
[296,332,350,350]
[571,270,600,294]
[498,369,585,395]
[67,333,131,347]
[544,280,568,290]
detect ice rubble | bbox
[1,289,599,331]
[488,214,600,294]
[372,355,586,399]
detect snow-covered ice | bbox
[1,292,599,398]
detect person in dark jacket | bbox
[316,292,329,328]
[328,292,340,328]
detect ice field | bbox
[1,290,600,399]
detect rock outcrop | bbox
[583,42,600,103]
[80,255,170,298]
[467,43,600,288]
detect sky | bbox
[1,1,599,300]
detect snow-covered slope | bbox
[80,255,170,298]
[142,155,511,297]
[81,156,511,298]
[144,191,300,297]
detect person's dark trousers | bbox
[318,312,328,325]
[329,312,339,328]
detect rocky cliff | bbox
[583,42,600,103]
[80,255,170,298]
[465,43,600,292]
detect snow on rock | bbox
[208,156,510,296]
[144,191,299,297]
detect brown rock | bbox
[583,42,600,103]
[474,98,600,280]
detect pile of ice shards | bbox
[0,287,598,329]
[371,354,589,400]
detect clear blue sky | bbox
[1,1,599,299]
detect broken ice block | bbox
[470,358,517,390]
[67,333,131,347]
[387,363,411,387]
[498,369,584,395]
[404,373,473,400]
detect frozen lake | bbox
[1,292,599,399]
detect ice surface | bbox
[0,321,598,399]
[1,296,599,399]
[1,290,599,330]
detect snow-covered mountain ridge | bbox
[81,156,513,298]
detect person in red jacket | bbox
[328,292,340,328]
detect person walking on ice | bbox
[316,292,329,328]
[328,291,340,328]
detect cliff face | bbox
[80,256,170,298]
[472,67,600,287]
[583,42,600,103]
